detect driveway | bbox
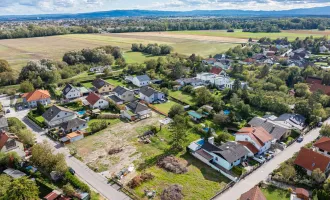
[214,120,328,200]
[2,104,130,200]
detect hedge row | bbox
[64,171,91,193]
[27,113,46,128]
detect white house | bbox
[112,86,135,103]
[139,86,165,104]
[235,127,273,155]
[42,105,77,127]
[188,137,249,181]
[121,101,151,121]
[314,137,330,157]
[175,78,204,87]
[60,118,88,134]
[132,75,151,87]
[62,84,81,100]
[0,131,25,158]
[85,92,109,109]
[196,73,217,83]
[22,90,51,108]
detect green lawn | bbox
[152,101,181,115]
[35,116,45,123]
[82,77,124,89]
[170,29,326,41]
[261,185,290,200]
[123,51,163,64]
[134,153,230,200]
[169,90,195,105]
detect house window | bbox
[245,138,248,141]
[65,113,67,115]
[57,115,60,118]
[215,157,218,161]
[83,124,85,126]
[320,149,325,152]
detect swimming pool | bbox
[196,139,205,146]
[77,110,86,115]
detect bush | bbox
[65,171,90,193]
[7,117,26,132]
[97,114,120,119]
[127,173,154,189]
[157,156,187,174]
[89,120,108,133]
[232,166,245,176]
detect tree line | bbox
[131,43,173,56]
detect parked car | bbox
[297,136,304,143]
[69,167,75,175]
[279,142,287,148]
[267,150,275,155]
[318,122,323,127]
[6,109,10,113]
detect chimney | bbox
[208,137,214,145]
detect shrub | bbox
[127,173,154,189]
[97,114,120,119]
[7,117,26,132]
[65,171,90,193]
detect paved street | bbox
[1,95,129,200]
[215,120,328,200]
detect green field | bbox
[152,100,181,115]
[123,51,164,64]
[169,90,195,105]
[170,29,328,41]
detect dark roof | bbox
[42,105,75,122]
[294,147,330,173]
[126,102,149,114]
[248,117,288,140]
[135,75,150,82]
[0,117,8,129]
[275,113,306,125]
[196,149,213,161]
[240,186,266,200]
[109,94,123,103]
[202,141,249,163]
[140,86,159,97]
[92,78,110,89]
[60,118,87,131]
[62,84,75,96]
[113,86,130,95]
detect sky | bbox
[0,0,330,15]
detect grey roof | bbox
[109,94,123,103]
[177,78,202,85]
[127,102,149,114]
[42,105,75,122]
[202,141,249,163]
[140,86,159,97]
[136,75,150,82]
[275,113,306,125]
[62,84,75,96]
[113,86,130,95]
[248,117,288,140]
[60,118,86,131]
[0,116,8,129]
[92,78,110,89]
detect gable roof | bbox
[0,116,8,129]
[0,131,10,150]
[236,127,273,147]
[140,86,160,97]
[62,84,76,96]
[240,186,266,200]
[60,118,87,131]
[248,117,288,140]
[86,92,102,105]
[135,75,150,82]
[202,141,249,163]
[238,141,259,154]
[42,105,75,122]
[314,137,330,152]
[126,102,149,114]
[92,78,110,89]
[210,67,223,75]
[294,147,330,173]
[109,95,123,103]
[113,86,131,95]
[22,90,50,102]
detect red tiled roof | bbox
[44,191,60,200]
[294,147,330,172]
[210,67,223,75]
[236,127,273,147]
[86,92,101,105]
[295,188,309,198]
[243,58,256,63]
[240,186,266,200]
[314,137,330,152]
[0,131,9,150]
[238,141,259,154]
[22,90,50,102]
[305,76,330,95]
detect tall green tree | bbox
[5,177,39,200]
[169,115,188,151]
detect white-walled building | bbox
[42,105,77,127]
[62,84,81,100]
[139,86,165,104]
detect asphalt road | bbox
[214,121,328,200]
[1,95,129,200]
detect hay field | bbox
[168,29,329,40]
[0,33,238,72]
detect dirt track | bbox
[117,32,247,43]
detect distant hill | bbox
[1,6,330,21]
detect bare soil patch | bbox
[117,32,247,43]
[157,155,188,174]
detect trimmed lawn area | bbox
[123,51,163,64]
[82,77,124,89]
[261,185,290,200]
[152,100,181,115]
[169,90,195,105]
